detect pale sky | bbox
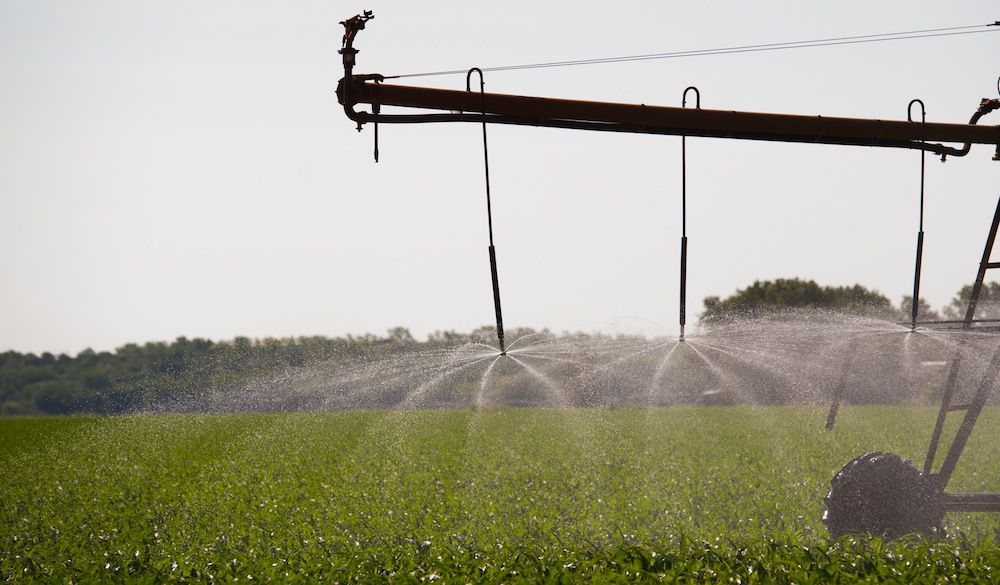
[1,1,998,354]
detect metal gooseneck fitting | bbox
[338,11,377,131]
[908,98,926,331]
[937,86,1000,162]
[679,86,700,342]
[468,67,506,355]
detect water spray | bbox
[678,87,700,342]
[338,13,1000,536]
[468,68,506,355]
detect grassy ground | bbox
[3,407,1000,583]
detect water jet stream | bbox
[691,338,835,378]
[468,342,503,354]
[505,332,553,352]
[683,342,737,389]
[692,341,817,399]
[305,349,496,407]
[595,341,674,372]
[507,355,570,406]
[474,355,503,408]
[398,354,496,408]
[646,341,681,404]
[509,351,591,368]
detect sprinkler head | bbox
[499,351,507,357]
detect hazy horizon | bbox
[3,1,998,355]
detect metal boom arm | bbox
[339,80,1000,157]
[338,13,1000,159]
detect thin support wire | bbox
[386,25,999,79]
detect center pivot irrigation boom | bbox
[338,13,999,156]
[337,11,1000,536]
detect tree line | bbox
[1,280,996,415]
[0,326,537,415]
[700,279,997,324]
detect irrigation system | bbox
[336,12,1000,536]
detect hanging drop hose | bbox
[373,79,380,162]
[679,87,700,342]
[908,99,926,331]
[468,68,506,355]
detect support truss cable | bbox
[386,24,1000,79]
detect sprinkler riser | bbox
[488,245,505,353]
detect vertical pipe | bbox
[483,108,506,353]
[372,78,381,162]
[468,68,505,354]
[679,87,699,342]
[826,339,858,431]
[373,103,380,162]
[824,383,842,431]
[679,132,688,342]
[489,245,504,352]
[680,235,688,341]
[908,99,926,331]
[911,230,924,328]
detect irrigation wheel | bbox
[823,452,943,538]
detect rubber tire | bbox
[823,452,943,538]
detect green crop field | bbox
[3,407,1000,583]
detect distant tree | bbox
[503,327,546,346]
[943,282,1000,320]
[899,295,941,322]
[470,325,501,344]
[700,278,895,324]
[33,380,95,414]
[386,327,416,345]
[427,330,463,344]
